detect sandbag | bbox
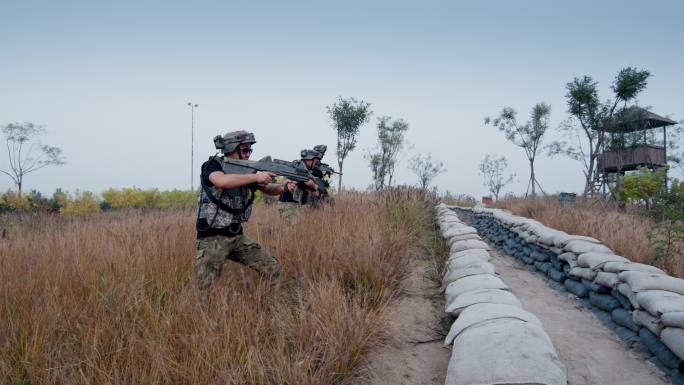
[589,292,621,312]
[611,289,633,310]
[531,250,550,262]
[611,308,641,332]
[672,370,684,385]
[564,279,588,298]
[617,283,641,310]
[639,328,683,370]
[450,248,490,260]
[445,320,566,385]
[447,233,482,245]
[594,272,619,289]
[591,307,618,329]
[446,251,490,270]
[535,262,552,274]
[549,247,563,255]
[582,279,610,294]
[602,261,666,275]
[577,252,628,270]
[445,288,522,315]
[662,312,684,329]
[442,226,478,239]
[557,252,577,263]
[564,240,613,254]
[444,274,509,305]
[635,290,684,317]
[548,269,566,283]
[633,310,663,336]
[441,262,496,292]
[444,303,542,345]
[619,271,684,295]
[562,264,572,276]
[614,326,640,348]
[536,228,567,246]
[556,234,601,248]
[569,267,597,281]
[450,239,490,253]
[661,327,684,362]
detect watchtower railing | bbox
[597,144,666,173]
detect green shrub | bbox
[61,191,101,216]
[619,167,667,207]
[647,178,684,271]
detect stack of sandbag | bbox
[436,204,567,385]
[451,204,684,380]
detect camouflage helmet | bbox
[300,149,322,161]
[313,144,327,156]
[213,130,256,153]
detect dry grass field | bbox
[493,197,683,277]
[0,189,439,385]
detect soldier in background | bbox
[312,144,334,202]
[195,130,287,290]
[277,149,322,221]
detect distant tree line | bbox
[0,188,198,215]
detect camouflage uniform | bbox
[195,133,281,289]
[195,234,281,289]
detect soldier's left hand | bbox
[304,180,318,191]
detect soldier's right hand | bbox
[255,171,276,184]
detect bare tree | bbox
[1,122,66,195]
[366,116,409,190]
[408,152,445,190]
[479,155,515,201]
[485,102,550,197]
[326,97,372,190]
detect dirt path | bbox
[489,248,671,385]
[365,255,451,385]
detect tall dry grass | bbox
[0,190,437,385]
[492,197,683,277]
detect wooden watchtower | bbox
[593,106,677,196]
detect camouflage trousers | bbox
[194,234,281,289]
[276,202,302,224]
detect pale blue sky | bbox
[1,0,682,197]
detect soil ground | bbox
[489,247,671,385]
[365,255,451,385]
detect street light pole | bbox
[187,102,199,191]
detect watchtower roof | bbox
[599,106,677,133]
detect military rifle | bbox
[222,156,317,187]
[313,163,341,178]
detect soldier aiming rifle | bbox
[194,130,318,290]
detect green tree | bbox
[366,116,409,190]
[547,67,651,196]
[485,103,550,197]
[61,190,101,216]
[647,177,684,271]
[51,188,69,209]
[408,152,445,190]
[326,97,372,190]
[0,122,66,195]
[479,155,515,201]
[619,167,667,208]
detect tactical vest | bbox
[196,156,255,231]
[290,159,315,205]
